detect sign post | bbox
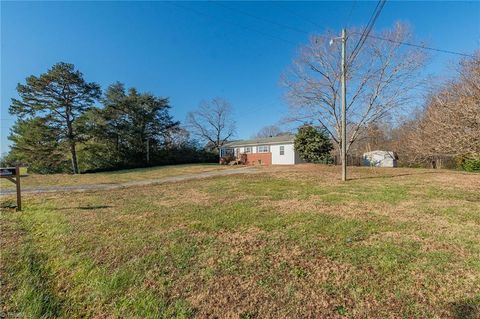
[1,166,28,211]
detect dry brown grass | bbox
[0,163,232,190]
[1,165,479,318]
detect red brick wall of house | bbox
[245,153,272,166]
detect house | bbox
[220,134,304,165]
[362,150,398,167]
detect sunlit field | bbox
[1,165,479,318]
[0,164,231,191]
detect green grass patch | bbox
[1,165,479,318]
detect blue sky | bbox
[1,1,479,154]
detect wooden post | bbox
[15,165,22,211]
[1,166,27,211]
[341,28,347,181]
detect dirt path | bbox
[0,167,261,195]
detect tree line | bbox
[336,53,480,170]
[3,62,236,174]
[394,54,479,170]
[4,23,478,173]
[282,22,479,171]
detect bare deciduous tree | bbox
[164,126,190,149]
[283,23,427,155]
[407,53,480,162]
[186,98,236,153]
[255,125,287,138]
[347,121,393,155]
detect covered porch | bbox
[219,147,272,166]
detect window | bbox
[280,145,285,155]
[244,147,252,153]
[257,145,270,153]
[221,148,234,157]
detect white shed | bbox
[362,150,398,167]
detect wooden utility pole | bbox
[341,28,347,181]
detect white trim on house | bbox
[221,135,304,165]
[257,145,270,153]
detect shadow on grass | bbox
[349,170,443,181]
[450,297,480,319]
[78,205,113,210]
[51,205,113,211]
[0,199,17,209]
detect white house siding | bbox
[271,143,295,165]
[222,135,302,165]
[234,143,298,165]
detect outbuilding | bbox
[362,150,398,167]
[220,134,304,165]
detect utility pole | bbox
[341,28,347,181]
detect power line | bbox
[270,1,323,29]
[209,1,334,44]
[170,1,475,60]
[349,0,381,58]
[349,0,386,63]
[352,32,476,58]
[209,1,311,36]
[346,0,357,27]
[347,0,473,59]
[166,1,298,46]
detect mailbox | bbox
[0,167,28,177]
[0,168,16,177]
[0,166,28,211]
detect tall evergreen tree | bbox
[83,82,179,167]
[7,118,70,173]
[9,62,101,173]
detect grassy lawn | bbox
[0,163,230,190]
[1,165,479,318]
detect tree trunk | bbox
[69,141,79,174]
[146,138,150,165]
[66,119,79,174]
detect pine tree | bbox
[83,83,179,167]
[9,62,101,173]
[8,118,70,173]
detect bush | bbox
[294,125,333,163]
[462,158,480,172]
[220,155,236,165]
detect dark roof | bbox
[223,134,295,147]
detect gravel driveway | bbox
[0,166,261,195]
